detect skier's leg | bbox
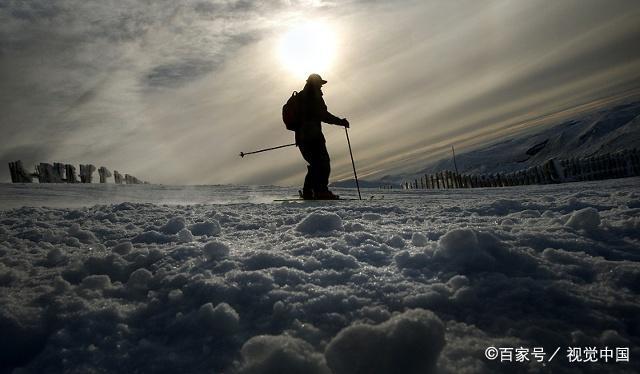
[316,143,331,192]
[298,143,315,197]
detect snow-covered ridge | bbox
[333,101,640,187]
[420,101,640,176]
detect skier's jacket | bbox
[294,83,342,145]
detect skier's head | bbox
[306,73,327,87]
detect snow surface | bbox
[1,178,639,373]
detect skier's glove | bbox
[341,118,350,128]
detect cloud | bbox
[145,60,218,88]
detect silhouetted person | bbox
[295,74,349,200]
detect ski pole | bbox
[344,127,362,200]
[239,143,296,158]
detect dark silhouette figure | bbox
[295,74,349,200]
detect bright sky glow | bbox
[278,21,337,80]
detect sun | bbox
[278,21,337,80]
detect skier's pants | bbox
[298,142,331,192]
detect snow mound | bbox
[433,228,536,274]
[190,220,221,236]
[80,274,112,290]
[564,207,601,231]
[127,268,153,292]
[160,217,185,234]
[239,334,329,374]
[295,211,343,234]
[434,228,496,271]
[177,228,194,243]
[198,302,239,333]
[203,241,230,261]
[68,223,97,244]
[386,235,405,249]
[362,213,382,221]
[132,230,174,244]
[411,233,428,247]
[112,241,132,255]
[325,309,445,374]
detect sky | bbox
[1,0,640,186]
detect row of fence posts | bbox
[8,160,148,184]
[401,148,640,190]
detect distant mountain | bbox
[335,101,640,187]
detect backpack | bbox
[282,91,302,131]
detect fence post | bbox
[98,167,112,183]
[64,164,78,183]
[114,170,123,184]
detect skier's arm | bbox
[322,110,342,125]
[320,97,349,127]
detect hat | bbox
[307,73,327,85]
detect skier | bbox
[295,73,350,200]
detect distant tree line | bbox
[8,160,148,184]
[400,148,640,190]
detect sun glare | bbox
[278,21,337,80]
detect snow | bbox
[203,240,230,261]
[325,309,445,374]
[296,211,344,234]
[564,207,601,232]
[0,178,639,373]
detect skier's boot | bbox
[299,189,314,200]
[314,190,339,200]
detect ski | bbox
[273,197,360,202]
[273,192,382,202]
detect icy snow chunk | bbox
[46,247,67,266]
[515,209,541,218]
[386,235,405,249]
[239,334,329,374]
[112,241,132,255]
[325,309,445,374]
[362,213,382,221]
[198,302,239,333]
[203,241,230,261]
[227,270,275,294]
[127,268,153,291]
[500,218,515,226]
[160,217,185,234]
[64,209,84,220]
[564,207,601,231]
[434,229,496,271]
[168,289,183,302]
[411,232,428,247]
[394,250,430,270]
[177,228,193,243]
[312,249,358,270]
[190,220,221,236]
[447,275,469,290]
[296,211,343,234]
[132,230,174,244]
[80,274,112,290]
[68,223,97,244]
[481,199,524,215]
